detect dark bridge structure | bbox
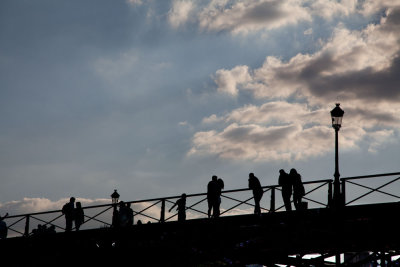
[2,172,400,266]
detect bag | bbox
[299,201,308,210]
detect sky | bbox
[1,0,400,217]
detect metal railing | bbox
[2,172,400,239]
[341,172,400,206]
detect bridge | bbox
[1,172,400,266]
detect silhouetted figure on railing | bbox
[126,203,134,226]
[215,178,224,218]
[290,168,305,210]
[169,193,187,222]
[248,173,263,215]
[0,213,8,239]
[279,169,292,211]
[62,197,75,232]
[75,202,84,231]
[118,201,129,227]
[207,175,219,218]
[118,201,133,227]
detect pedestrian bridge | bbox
[1,172,400,266]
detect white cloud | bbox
[167,0,397,35]
[190,7,400,162]
[197,0,312,34]
[168,0,196,28]
[214,65,252,96]
[126,0,143,6]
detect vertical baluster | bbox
[24,215,30,236]
[270,187,275,212]
[160,199,165,223]
[341,179,346,206]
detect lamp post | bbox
[330,103,344,207]
[111,189,120,205]
[111,190,120,227]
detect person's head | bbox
[119,201,125,207]
[70,197,75,203]
[76,202,82,208]
[249,173,254,178]
[212,175,217,181]
[290,168,297,175]
[127,203,131,208]
[279,169,285,174]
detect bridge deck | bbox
[2,202,400,266]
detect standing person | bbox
[126,203,134,226]
[74,202,84,231]
[62,197,75,232]
[279,169,292,211]
[169,193,187,222]
[118,201,129,227]
[290,168,305,210]
[215,178,224,218]
[207,175,219,218]
[0,213,8,239]
[248,173,263,215]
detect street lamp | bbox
[111,190,120,205]
[111,190,120,227]
[330,103,344,207]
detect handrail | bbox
[341,172,400,181]
[3,172,400,239]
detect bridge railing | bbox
[341,172,400,206]
[3,172,400,238]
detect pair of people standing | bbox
[279,168,305,211]
[62,197,85,231]
[207,175,224,218]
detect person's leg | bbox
[283,194,292,211]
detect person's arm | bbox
[169,202,177,212]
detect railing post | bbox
[328,181,333,208]
[341,179,346,206]
[24,215,30,236]
[270,187,275,212]
[160,199,165,223]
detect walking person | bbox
[169,193,187,222]
[248,173,263,215]
[207,175,219,218]
[290,168,305,210]
[279,169,292,211]
[62,197,75,232]
[74,202,84,231]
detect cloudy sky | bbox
[1,0,400,216]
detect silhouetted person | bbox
[207,175,219,218]
[169,193,187,222]
[0,213,8,239]
[62,197,75,231]
[118,201,129,227]
[248,173,263,215]
[126,203,134,226]
[290,168,305,210]
[279,169,292,211]
[75,202,84,231]
[215,178,224,218]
